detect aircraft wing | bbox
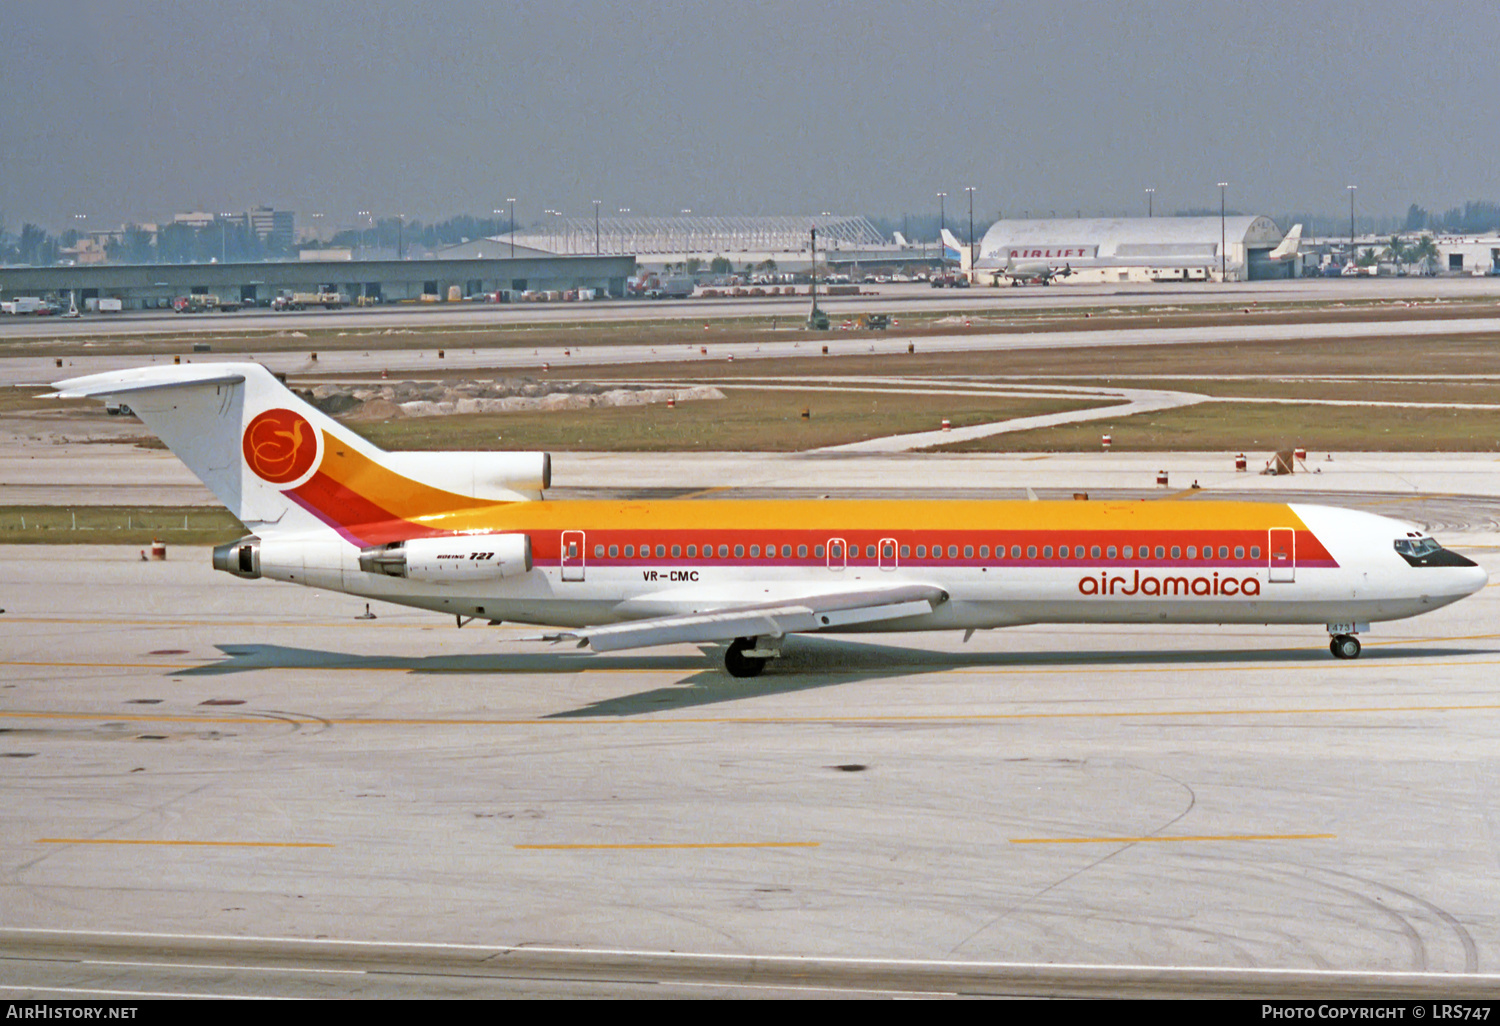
[544,583,948,653]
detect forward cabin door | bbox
[561,530,586,582]
[1268,528,1295,583]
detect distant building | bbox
[975,216,1295,282]
[487,214,905,271]
[247,206,295,252]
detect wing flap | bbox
[547,585,947,653]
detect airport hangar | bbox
[0,250,636,309]
[972,215,1295,283]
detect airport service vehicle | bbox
[0,297,45,315]
[172,295,241,314]
[272,291,346,311]
[84,298,123,313]
[52,363,1488,677]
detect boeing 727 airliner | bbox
[54,364,1487,676]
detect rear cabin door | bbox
[561,531,585,582]
[1268,528,1295,583]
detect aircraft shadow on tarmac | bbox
[172,636,1498,719]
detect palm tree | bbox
[1409,235,1440,276]
[1382,234,1407,273]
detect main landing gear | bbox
[724,637,778,678]
[1329,634,1362,660]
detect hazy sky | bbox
[3,0,1496,231]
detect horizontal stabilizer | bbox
[52,365,248,399]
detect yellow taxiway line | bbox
[36,839,333,849]
[1010,833,1335,845]
[514,841,819,851]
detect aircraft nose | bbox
[1460,562,1490,595]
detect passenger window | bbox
[1155,546,1165,559]
[798,545,807,558]
[1011,545,1021,559]
[1124,546,1133,559]
[1043,546,1053,559]
[1219,546,1228,559]
[625,545,634,558]
[656,545,665,558]
[687,545,697,557]
[1092,546,1101,558]
[979,545,989,558]
[781,545,790,558]
[718,544,729,558]
[1027,545,1037,558]
[1171,546,1180,559]
[948,545,958,559]
[1186,546,1196,559]
[1107,546,1116,558]
[866,544,876,559]
[964,545,973,558]
[734,545,744,558]
[750,545,760,558]
[609,545,619,558]
[916,545,926,558]
[1234,546,1244,559]
[672,545,681,558]
[815,545,825,558]
[1251,546,1261,559]
[901,545,910,558]
[594,545,604,558]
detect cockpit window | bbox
[1394,536,1479,568]
[1394,538,1442,558]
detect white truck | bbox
[0,297,45,315]
[273,290,347,311]
[84,298,124,313]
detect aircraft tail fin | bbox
[893,231,910,247]
[1269,224,1303,260]
[53,363,550,543]
[940,228,970,272]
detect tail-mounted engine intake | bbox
[213,536,262,580]
[359,532,533,582]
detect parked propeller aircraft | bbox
[53,363,1486,676]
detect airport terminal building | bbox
[0,252,636,310]
[974,216,1294,283]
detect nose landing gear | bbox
[1329,634,1362,660]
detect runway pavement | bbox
[2,535,1500,997]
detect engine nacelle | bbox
[379,451,551,502]
[213,536,262,579]
[359,532,533,582]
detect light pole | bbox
[593,200,602,255]
[1218,182,1228,282]
[1347,185,1357,265]
[358,210,372,252]
[937,191,947,275]
[965,186,977,280]
[1145,188,1155,218]
[506,198,516,258]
